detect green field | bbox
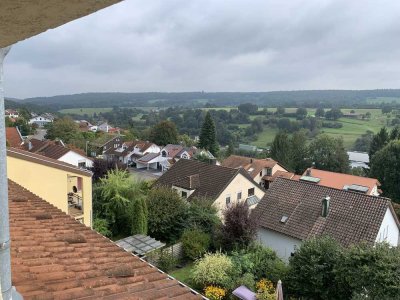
[367,97,400,104]
[250,108,391,149]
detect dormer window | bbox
[162,151,167,157]
[266,168,272,176]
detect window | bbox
[114,144,118,148]
[181,191,188,198]
[259,171,262,176]
[266,168,272,176]
[248,188,255,197]
[226,195,231,206]
[162,151,167,157]
[237,191,242,201]
[78,161,86,168]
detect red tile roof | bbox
[8,180,203,300]
[222,155,287,178]
[253,178,398,247]
[6,127,23,148]
[301,168,380,195]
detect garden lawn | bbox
[170,263,195,286]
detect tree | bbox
[185,197,221,234]
[226,140,235,157]
[334,243,400,299]
[308,134,349,173]
[353,131,374,152]
[45,116,80,143]
[296,107,308,120]
[270,131,291,168]
[390,125,400,140]
[147,187,188,243]
[325,108,343,120]
[238,103,258,114]
[286,237,343,300]
[179,134,196,147]
[181,228,211,260]
[370,140,400,202]
[198,112,219,156]
[149,120,179,145]
[220,202,258,251]
[290,130,309,174]
[276,106,285,115]
[382,105,392,114]
[369,127,389,158]
[315,107,325,118]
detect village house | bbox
[253,177,400,261]
[22,138,93,168]
[28,114,54,127]
[300,167,381,196]
[7,147,93,226]
[5,108,19,118]
[156,159,265,214]
[7,180,202,299]
[89,134,123,157]
[222,155,289,189]
[5,127,23,148]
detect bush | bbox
[185,198,221,234]
[93,218,111,237]
[192,252,234,288]
[147,187,188,243]
[181,229,211,260]
[148,249,177,272]
[204,286,226,300]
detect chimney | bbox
[306,168,311,176]
[321,196,330,217]
[28,140,32,151]
[250,158,253,163]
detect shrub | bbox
[93,218,111,237]
[185,198,221,234]
[147,187,188,243]
[204,286,226,300]
[148,249,177,272]
[192,252,234,288]
[256,279,276,300]
[181,229,211,260]
[220,202,258,251]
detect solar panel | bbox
[347,184,369,193]
[115,234,165,256]
[299,176,321,183]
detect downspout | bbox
[0,46,12,300]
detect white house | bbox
[253,177,400,261]
[98,122,112,133]
[5,109,19,118]
[156,159,265,215]
[29,115,53,127]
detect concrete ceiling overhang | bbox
[0,0,122,48]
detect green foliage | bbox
[270,131,291,168]
[325,108,343,120]
[192,252,234,288]
[286,236,343,300]
[150,249,177,272]
[181,229,211,260]
[198,112,219,156]
[150,120,179,145]
[308,134,350,173]
[369,127,389,158]
[238,103,258,114]
[335,243,400,299]
[93,170,148,236]
[93,218,112,237]
[147,187,188,243]
[45,116,80,143]
[315,107,325,118]
[185,198,221,234]
[289,130,309,174]
[353,130,374,152]
[370,140,400,202]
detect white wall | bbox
[375,208,399,246]
[257,228,302,261]
[59,151,93,168]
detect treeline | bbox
[19,89,400,110]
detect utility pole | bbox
[0,46,12,300]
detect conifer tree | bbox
[198,112,219,156]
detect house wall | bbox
[59,151,93,168]
[375,208,399,246]
[7,155,92,227]
[214,173,265,215]
[370,185,380,196]
[257,228,302,261]
[253,164,288,185]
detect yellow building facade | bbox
[7,148,93,227]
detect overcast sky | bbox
[4,0,400,98]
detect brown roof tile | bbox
[222,155,286,178]
[8,180,203,299]
[253,178,399,247]
[6,127,23,148]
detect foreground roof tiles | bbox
[6,127,23,148]
[8,180,202,300]
[253,178,398,247]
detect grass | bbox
[170,263,195,287]
[60,107,113,116]
[367,97,400,104]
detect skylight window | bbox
[280,216,288,223]
[299,176,321,183]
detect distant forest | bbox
[9,89,400,110]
